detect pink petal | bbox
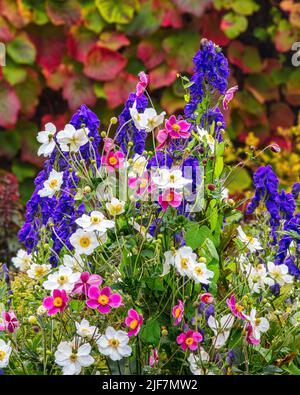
[100,286,111,297]
[86,299,99,309]
[43,297,54,309]
[98,304,111,314]
[88,286,101,300]
[128,309,139,320]
[109,293,122,307]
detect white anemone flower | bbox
[38,169,64,198]
[43,266,81,292]
[37,122,56,157]
[0,339,12,368]
[152,168,191,189]
[246,308,269,341]
[75,211,115,233]
[106,198,125,216]
[12,249,32,271]
[188,348,211,375]
[62,254,84,273]
[56,124,90,153]
[139,107,165,132]
[55,338,94,375]
[267,262,293,286]
[97,326,132,361]
[70,229,101,255]
[207,314,235,349]
[76,319,98,340]
[190,262,214,285]
[237,226,262,253]
[174,246,197,277]
[161,250,176,276]
[197,127,216,153]
[129,154,147,176]
[27,263,51,280]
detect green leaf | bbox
[3,59,28,85]
[232,0,260,16]
[253,346,272,363]
[227,168,252,193]
[204,238,219,261]
[207,261,220,283]
[214,156,224,178]
[222,13,248,39]
[96,0,139,24]
[140,319,160,345]
[7,33,36,65]
[282,363,300,375]
[185,223,211,250]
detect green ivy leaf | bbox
[7,33,36,64]
[185,223,211,250]
[96,0,139,24]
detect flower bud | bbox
[28,315,37,325]
[208,183,216,191]
[101,131,106,138]
[110,117,118,124]
[84,186,91,193]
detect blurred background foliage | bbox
[0,0,300,259]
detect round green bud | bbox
[110,117,118,124]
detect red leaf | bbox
[62,74,97,111]
[152,0,183,28]
[0,0,29,28]
[84,46,127,81]
[41,113,69,131]
[103,71,137,108]
[30,26,66,73]
[0,81,21,128]
[227,41,263,73]
[137,39,166,69]
[44,64,73,91]
[0,15,15,42]
[45,0,81,26]
[98,31,130,51]
[200,12,230,47]
[67,26,98,63]
[172,0,211,17]
[148,64,177,90]
[269,102,295,131]
[15,69,41,117]
[274,28,298,52]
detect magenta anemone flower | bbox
[125,309,143,336]
[156,115,190,150]
[103,137,115,153]
[200,293,214,304]
[86,286,122,314]
[226,294,247,320]
[128,172,156,196]
[72,271,103,297]
[136,71,149,97]
[43,289,69,316]
[172,300,184,326]
[158,189,183,211]
[176,329,203,351]
[1,310,19,333]
[101,150,125,172]
[149,348,159,366]
[223,85,238,110]
[245,323,260,346]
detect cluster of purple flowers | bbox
[184,39,229,141]
[115,92,148,154]
[18,105,101,266]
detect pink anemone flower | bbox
[176,329,203,351]
[103,137,115,153]
[156,115,191,150]
[136,71,149,97]
[226,294,247,320]
[101,150,125,172]
[245,323,260,346]
[72,271,103,297]
[172,300,184,326]
[125,309,143,336]
[200,293,214,304]
[223,85,238,110]
[158,189,183,211]
[128,172,156,196]
[43,289,69,316]
[149,348,159,366]
[1,310,19,333]
[86,286,122,314]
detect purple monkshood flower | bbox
[292,182,300,199]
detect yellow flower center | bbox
[174,307,181,318]
[69,353,77,362]
[247,235,254,243]
[185,337,193,346]
[236,304,244,312]
[98,295,109,305]
[129,319,138,329]
[0,351,6,361]
[109,156,118,166]
[108,338,120,348]
[140,178,148,188]
[79,236,91,248]
[110,204,123,215]
[255,318,261,326]
[172,124,181,132]
[53,297,63,307]
[49,179,58,189]
[91,216,101,224]
[58,275,68,285]
[180,258,188,269]
[35,266,47,277]
[195,267,203,276]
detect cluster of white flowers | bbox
[54,324,132,375]
[12,249,32,271]
[130,102,165,132]
[163,246,214,285]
